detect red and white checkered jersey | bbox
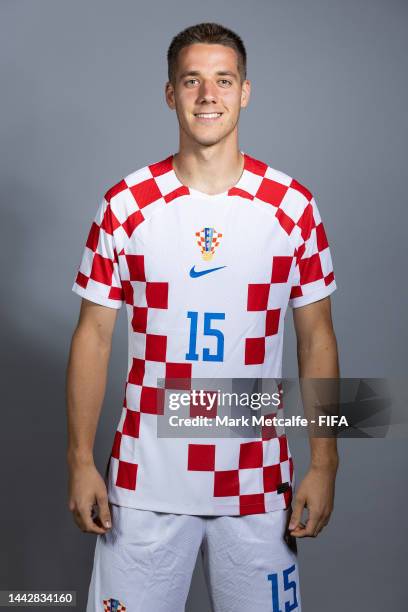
[71,151,337,516]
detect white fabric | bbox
[86,503,301,612]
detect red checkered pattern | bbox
[109,361,193,491]
[72,198,124,308]
[244,272,283,365]
[288,197,335,304]
[187,437,293,514]
[244,180,335,363]
[72,150,336,515]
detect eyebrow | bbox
[178,70,238,80]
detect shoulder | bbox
[103,160,156,204]
[101,156,171,219]
[96,157,173,244]
[243,153,323,246]
[245,153,314,206]
[246,153,316,227]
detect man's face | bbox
[166,43,250,147]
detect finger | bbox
[314,514,331,536]
[288,521,308,537]
[95,493,112,530]
[302,514,320,537]
[288,497,305,531]
[78,505,109,535]
[72,509,86,531]
[70,503,108,534]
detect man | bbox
[66,22,339,612]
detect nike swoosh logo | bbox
[189,265,227,278]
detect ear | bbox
[165,81,176,110]
[240,79,251,109]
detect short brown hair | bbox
[167,22,247,86]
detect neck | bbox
[172,145,244,195]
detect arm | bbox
[66,297,119,534]
[288,295,340,537]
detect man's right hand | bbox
[68,460,112,534]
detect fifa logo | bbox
[195,227,223,261]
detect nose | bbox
[197,79,218,103]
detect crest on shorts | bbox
[195,227,223,261]
[103,598,126,612]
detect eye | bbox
[185,79,198,86]
[219,79,232,86]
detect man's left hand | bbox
[288,462,338,538]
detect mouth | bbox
[194,112,223,121]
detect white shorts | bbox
[86,503,301,612]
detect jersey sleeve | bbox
[71,196,125,309]
[289,194,337,308]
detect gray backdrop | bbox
[1,0,407,610]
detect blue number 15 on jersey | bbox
[185,311,225,362]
